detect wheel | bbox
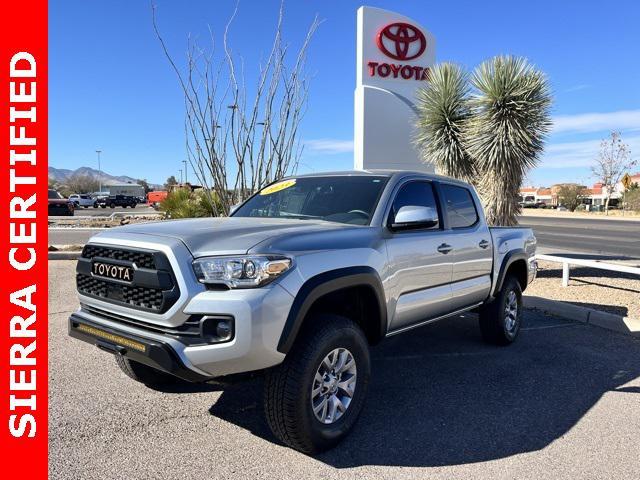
[131,203,137,208]
[479,275,523,345]
[93,202,98,208]
[264,314,370,454]
[115,355,180,386]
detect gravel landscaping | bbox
[526,260,640,319]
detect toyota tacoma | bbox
[69,171,537,453]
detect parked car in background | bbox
[69,193,97,208]
[96,195,138,209]
[48,189,74,216]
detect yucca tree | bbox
[415,63,476,182]
[415,56,552,226]
[465,56,552,225]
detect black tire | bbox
[479,275,523,345]
[115,355,180,386]
[264,314,370,454]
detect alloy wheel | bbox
[311,348,357,424]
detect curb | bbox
[524,295,640,338]
[48,251,82,260]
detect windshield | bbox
[232,176,389,225]
[48,190,64,200]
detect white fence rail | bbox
[536,254,640,287]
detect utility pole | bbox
[179,169,183,184]
[95,150,102,193]
[182,159,188,183]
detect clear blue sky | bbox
[50,0,640,187]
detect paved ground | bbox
[48,228,105,246]
[49,260,640,479]
[518,214,640,259]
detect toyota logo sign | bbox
[376,22,426,61]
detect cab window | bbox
[441,184,478,228]
[389,181,440,229]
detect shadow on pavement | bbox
[208,312,640,467]
[560,301,628,317]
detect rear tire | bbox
[479,275,523,345]
[115,355,180,386]
[264,314,370,454]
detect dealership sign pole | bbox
[354,6,436,172]
[0,0,48,477]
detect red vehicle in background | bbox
[48,189,74,216]
[147,190,168,208]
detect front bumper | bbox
[69,313,212,382]
[70,283,294,379]
[70,235,296,379]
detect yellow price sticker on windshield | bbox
[260,179,296,195]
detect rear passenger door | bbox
[440,183,493,310]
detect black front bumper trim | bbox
[68,313,212,383]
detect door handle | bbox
[437,243,453,254]
[479,239,490,249]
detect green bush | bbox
[159,189,222,218]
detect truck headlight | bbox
[192,255,292,288]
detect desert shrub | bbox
[159,189,222,218]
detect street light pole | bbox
[95,150,102,193]
[182,159,188,184]
[179,169,183,184]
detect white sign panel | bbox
[354,6,436,172]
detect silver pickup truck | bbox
[69,170,536,453]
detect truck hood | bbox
[93,217,355,257]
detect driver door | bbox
[384,180,453,333]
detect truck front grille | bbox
[81,245,156,269]
[76,244,179,313]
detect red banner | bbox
[0,0,48,477]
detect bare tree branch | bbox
[152,0,320,215]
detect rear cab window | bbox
[441,184,479,229]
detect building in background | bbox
[518,174,640,210]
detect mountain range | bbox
[48,166,160,188]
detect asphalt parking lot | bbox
[49,260,640,480]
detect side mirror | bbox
[390,205,438,231]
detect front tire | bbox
[264,314,370,454]
[479,275,523,345]
[115,355,180,386]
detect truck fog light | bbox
[201,317,234,343]
[216,320,233,341]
